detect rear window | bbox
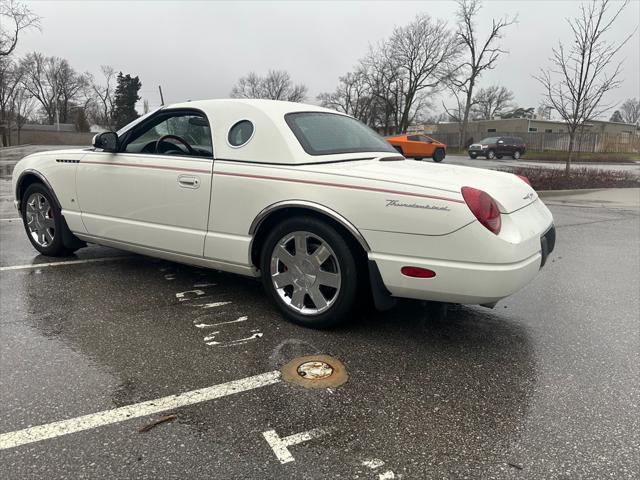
[285,112,396,156]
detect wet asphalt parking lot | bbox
[0,147,639,479]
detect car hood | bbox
[297,158,537,213]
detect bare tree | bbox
[535,0,633,172]
[537,103,553,120]
[360,42,404,134]
[471,85,514,119]
[0,55,22,145]
[55,59,88,123]
[317,69,372,122]
[388,14,459,133]
[230,70,307,102]
[0,0,41,56]
[11,84,35,143]
[19,52,88,125]
[19,52,58,123]
[446,0,515,147]
[618,98,639,125]
[88,65,116,128]
[442,85,466,144]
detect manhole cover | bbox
[297,361,333,379]
[281,355,348,389]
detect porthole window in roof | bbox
[228,120,254,147]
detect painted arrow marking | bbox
[262,427,329,464]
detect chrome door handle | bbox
[178,175,200,189]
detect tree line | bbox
[229,0,637,171]
[0,0,142,146]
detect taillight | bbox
[461,186,502,235]
[516,174,531,185]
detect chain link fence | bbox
[429,131,640,153]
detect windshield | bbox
[285,112,397,156]
[478,137,499,144]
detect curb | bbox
[0,144,32,151]
[538,188,616,196]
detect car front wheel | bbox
[432,148,445,162]
[469,153,477,159]
[21,183,76,256]
[487,150,496,159]
[513,150,521,160]
[260,216,359,328]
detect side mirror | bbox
[92,131,118,152]
[497,140,504,144]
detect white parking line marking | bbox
[175,289,205,301]
[0,256,131,272]
[207,316,248,327]
[0,217,22,222]
[262,427,329,464]
[197,301,232,309]
[378,471,396,479]
[0,371,281,451]
[194,315,246,329]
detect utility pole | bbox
[158,85,165,106]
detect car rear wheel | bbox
[432,148,445,162]
[21,183,77,257]
[513,150,521,160]
[260,216,359,328]
[469,153,477,159]
[487,150,496,159]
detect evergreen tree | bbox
[609,110,623,123]
[112,72,141,130]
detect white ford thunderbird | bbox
[12,99,555,327]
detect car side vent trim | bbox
[56,159,80,163]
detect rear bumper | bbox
[365,199,555,305]
[370,250,543,304]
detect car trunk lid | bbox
[297,158,537,213]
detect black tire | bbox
[486,150,496,159]
[432,148,445,162]
[513,150,521,160]
[469,153,477,159]
[21,183,78,257]
[260,216,360,328]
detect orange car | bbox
[386,134,446,162]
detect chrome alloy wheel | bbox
[269,231,341,315]
[25,192,55,247]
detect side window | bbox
[407,135,421,141]
[228,120,255,147]
[124,112,213,157]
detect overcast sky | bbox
[15,0,640,117]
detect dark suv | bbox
[468,136,526,160]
